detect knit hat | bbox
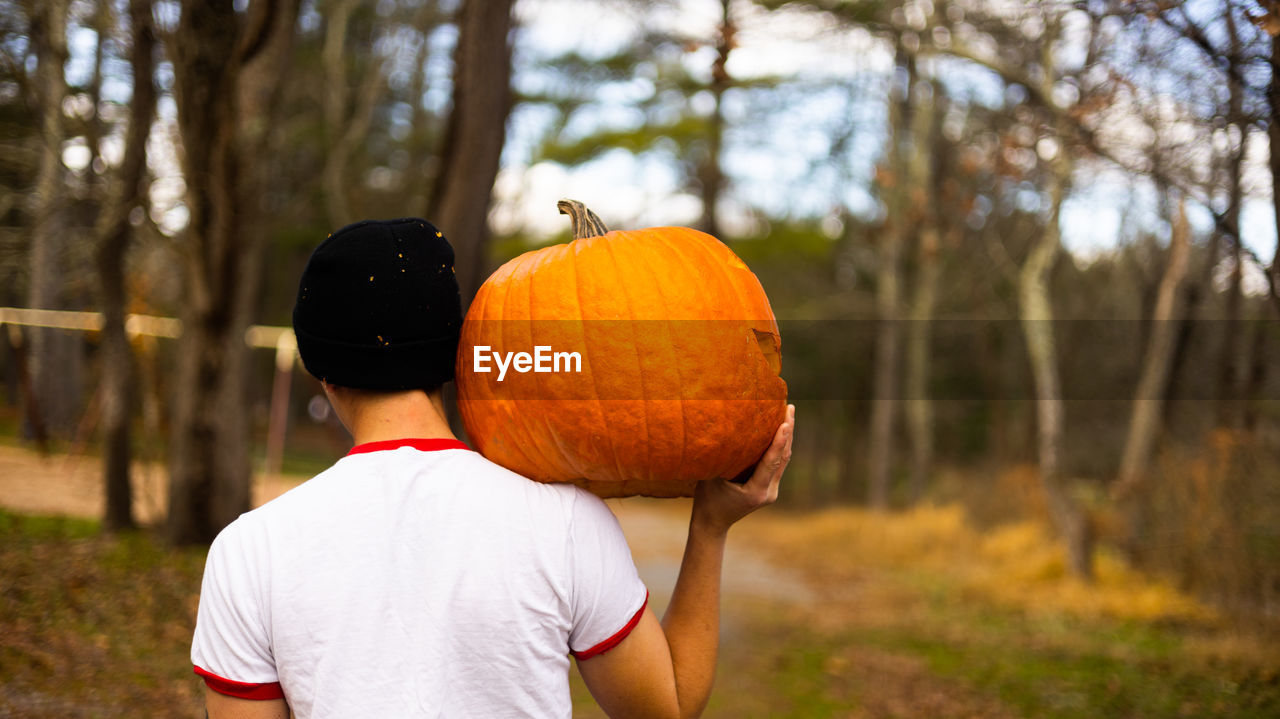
[292,218,463,391]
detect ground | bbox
[2,442,1277,718]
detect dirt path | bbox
[607,497,817,611]
[0,444,304,524]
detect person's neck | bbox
[336,388,456,446]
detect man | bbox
[191,218,795,718]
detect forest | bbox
[1,0,1278,717]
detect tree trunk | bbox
[906,226,938,502]
[698,0,732,239]
[1162,227,1220,428]
[427,0,515,305]
[1241,316,1268,432]
[1115,197,1191,499]
[6,324,50,454]
[1020,150,1094,581]
[905,69,939,504]
[1218,19,1248,426]
[320,0,387,229]
[26,0,79,438]
[836,401,860,503]
[1269,34,1280,315]
[867,48,910,511]
[867,235,902,512]
[95,0,156,532]
[167,0,299,545]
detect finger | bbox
[727,405,795,486]
[763,406,795,494]
[747,408,793,490]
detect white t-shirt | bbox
[191,438,648,719]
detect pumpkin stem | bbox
[558,199,610,240]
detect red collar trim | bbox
[346,438,470,456]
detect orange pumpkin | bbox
[456,200,787,498]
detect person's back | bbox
[195,440,645,717]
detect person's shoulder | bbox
[452,450,601,509]
[205,505,269,560]
[215,459,351,535]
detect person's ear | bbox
[321,381,344,408]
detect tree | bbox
[698,0,733,239]
[24,0,79,439]
[166,0,300,545]
[96,0,156,532]
[1019,124,1094,580]
[314,0,444,229]
[428,0,516,304]
[866,42,909,511]
[903,60,941,503]
[1132,0,1279,315]
[925,1,1104,578]
[319,0,380,229]
[1113,196,1190,545]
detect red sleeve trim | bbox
[193,666,285,700]
[571,592,649,661]
[347,438,470,456]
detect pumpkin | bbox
[455,200,787,498]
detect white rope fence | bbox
[0,307,301,476]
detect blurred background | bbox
[1,0,1278,716]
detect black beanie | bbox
[292,218,463,391]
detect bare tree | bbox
[867,43,909,511]
[1114,198,1191,501]
[1137,0,1279,315]
[96,0,156,532]
[319,0,387,229]
[930,2,1099,578]
[166,0,300,544]
[698,0,733,239]
[428,0,516,304]
[1020,130,1094,580]
[904,60,941,503]
[24,0,75,438]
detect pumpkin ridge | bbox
[528,245,588,480]
[645,230,697,478]
[570,238,627,483]
[538,247,604,481]
[521,250,580,480]
[691,227,751,320]
[718,235,790,474]
[493,251,560,480]
[655,228,761,478]
[599,232,655,483]
[609,228,687,482]
[685,229,766,447]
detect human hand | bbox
[691,404,795,536]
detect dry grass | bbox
[752,502,1218,626]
